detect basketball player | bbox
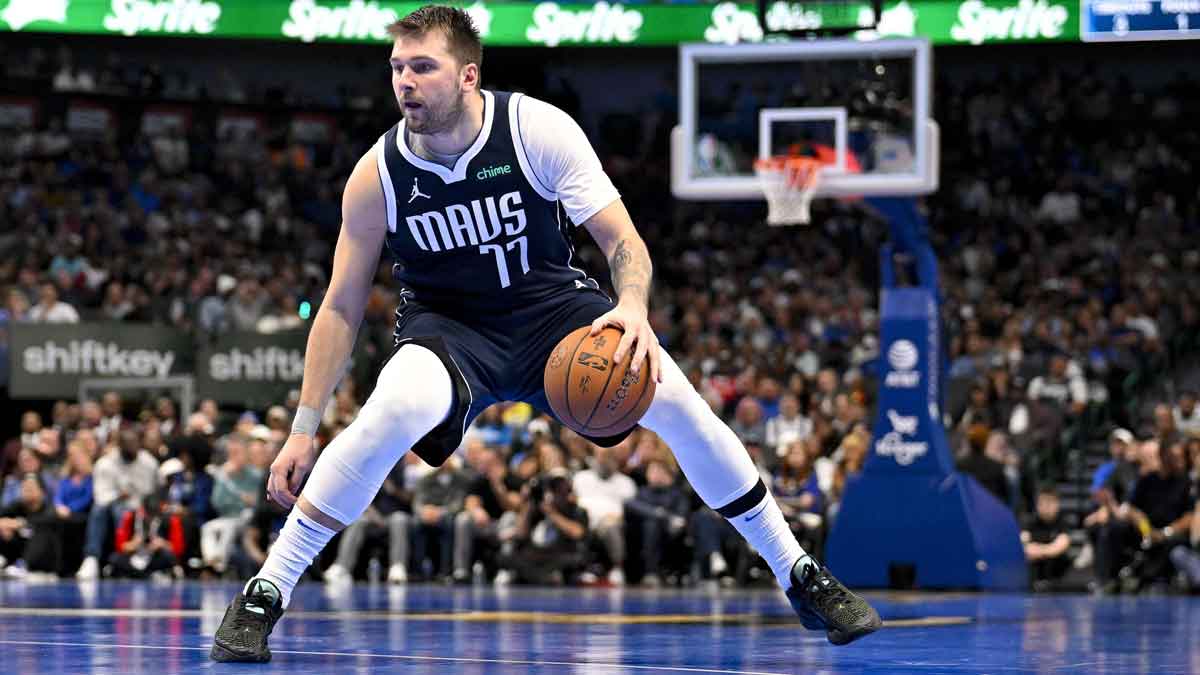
[211,6,879,662]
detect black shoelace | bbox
[800,564,852,616]
[228,601,270,633]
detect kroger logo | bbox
[885,339,920,388]
[875,431,929,466]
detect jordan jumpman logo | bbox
[408,177,431,203]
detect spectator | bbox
[54,440,94,518]
[99,281,134,321]
[202,435,262,573]
[3,446,58,507]
[957,424,1009,504]
[324,383,361,430]
[1154,403,1182,448]
[17,411,42,449]
[774,441,826,556]
[5,288,31,323]
[325,462,414,585]
[264,406,290,438]
[452,445,522,583]
[572,444,637,585]
[728,396,767,449]
[1090,429,1137,505]
[1021,486,1072,591]
[142,426,170,462]
[27,281,79,323]
[161,436,215,562]
[403,457,471,581]
[496,471,588,586]
[229,496,286,581]
[32,427,63,472]
[624,459,689,587]
[77,428,160,580]
[1024,353,1087,479]
[0,473,58,579]
[50,439,95,573]
[100,392,127,443]
[1034,177,1081,224]
[154,397,179,438]
[1093,440,1193,593]
[246,431,277,473]
[956,383,998,434]
[1173,391,1200,438]
[980,431,1025,514]
[827,431,868,523]
[765,393,812,458]
[467,404,514,449]
[227,278,269,331]
[108,496,184,580]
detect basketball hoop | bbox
[754,156,823,226]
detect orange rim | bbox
[753,156,822,189]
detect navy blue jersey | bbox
[375,90,602,318]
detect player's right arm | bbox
[267,147,387,509]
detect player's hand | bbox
[589,301,662,383]
[268,433,317,510]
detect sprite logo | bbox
[282,0,397,43]
[103,0,221,37]
[1,0,69,31]
[950,0,1069,44]
[526,2,644,47]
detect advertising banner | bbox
[9,322,194,399]
[0,0,1091,46]
[195,330,307,408]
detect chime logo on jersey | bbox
[404,190,528,252]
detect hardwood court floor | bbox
[0,579,1196,673]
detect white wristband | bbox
[290,405,321,437]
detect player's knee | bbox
[365,344,453,437]
[641,350,710,428]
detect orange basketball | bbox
[544,325,656,437]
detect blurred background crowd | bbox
[1,39,1198,594]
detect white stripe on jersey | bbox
[375,137,398,233]
[508,93,557,203]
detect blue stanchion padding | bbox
[828,472,1027,590]
[825,268,1027,589]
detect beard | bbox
[402,83,466,136]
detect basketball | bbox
[544,326,656,437]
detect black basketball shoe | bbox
[786,558,882,646]
[211,578,285,662]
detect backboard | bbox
[671,38,938,200]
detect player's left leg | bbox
[639,349,881,645]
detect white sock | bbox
[252,508,337,608]
[724,491,811,590]
[638,349,812,591]
[246,342,453,608]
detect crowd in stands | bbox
[1,43,1199,592]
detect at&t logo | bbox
[884,339,920,388]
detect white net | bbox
[754,157,822,226]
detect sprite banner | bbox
[0,0,1083,46]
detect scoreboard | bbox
[1082,0,1200,40]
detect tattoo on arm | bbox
[610,238,652,308]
